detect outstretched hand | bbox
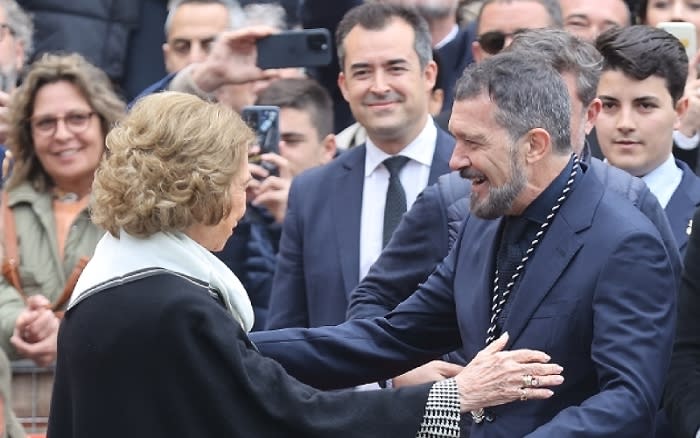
[454,332,564,413]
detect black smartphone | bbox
[256,28,332,69]
[242,105,280,176]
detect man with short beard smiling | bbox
[253,50,677,437]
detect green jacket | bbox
[0,183,103,358]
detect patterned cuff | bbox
[416,378,461,438]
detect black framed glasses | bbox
[477,29,525,55]
[30,111,97,137]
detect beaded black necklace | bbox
[484,155,580,345]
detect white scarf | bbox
[70,230,255,332]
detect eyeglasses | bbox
[30,111,97,137]
[0,24,15,42]
[477,29,525,55]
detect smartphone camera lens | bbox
[307,34,328,52]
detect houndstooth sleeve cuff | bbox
[415,378,461,438]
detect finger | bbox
[25,311,57,341]
[252,190,284,207]
[526,374,565,388]
[26,294,51,309]
[258,176,287,191]
[221,25,279,44]
[520,388,554,400]
[689,49,700,80]
[249,163,270,179]
[259,153,290,170]
[506,348,552,364]
[524,362,564,377]
[482,331,509,354]
[437,362,463,378]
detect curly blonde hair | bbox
[6,53,126,192]
[92,91,253,238]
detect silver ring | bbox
[519,388,528,401]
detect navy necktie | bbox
[382,156,410,247]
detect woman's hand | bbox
[11,295,60,366]
[454,332,564,413]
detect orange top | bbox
[53,196,90,260]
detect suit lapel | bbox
[665,160,700,253]
[428,128,455,184]
[503,168,601,346]
[332,147,366,296]
[455,216,501,349]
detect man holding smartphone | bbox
[215,78,337,330]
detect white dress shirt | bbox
[641,154,683,209]
[358,118,437,281]
[434,24,459,50]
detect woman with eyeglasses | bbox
[0,53,124,370]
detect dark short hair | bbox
[475,0,563,32]
[508,28,602,107]
[335,3,432,70]
[255,77,334,140]
[596,25,688,104]
[454,52,571,154]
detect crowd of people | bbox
[0,0,695,437]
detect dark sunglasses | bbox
[477,29,525,55]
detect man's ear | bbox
[321,133,337,163]
[674,96,690,130]
[472,40,486,63]
[584,98,602,134]
[338,72,350,103]
[524,128,552,164]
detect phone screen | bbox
[242,105,280,176]
[242,106,280,155]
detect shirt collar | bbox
[365,117,437,177]
[434,24,460,50]
[521,155,578,225]
[641,154,680,195]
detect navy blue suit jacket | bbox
[666,159,700,255]
[265,128,454,329]
[252,165,677,437]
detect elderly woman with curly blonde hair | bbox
[48,91,563,437]
[0,53,125,368]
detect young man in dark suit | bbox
[265,3,455,330]
[595,25,700,255]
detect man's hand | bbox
[190,26,282,93]
[392,360,463,388]
[251,153,292,223]
[454,332,564,413]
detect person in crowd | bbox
[638,0,700,173]
[0,0,32,184]
[559,0,630,42]
[335,48,447,149]
[265,3,455,330]
[252,49,677,437]
[665,205,700,438]
[215,77,336,330]
[471,0,562,61]
[162,0,244,74]
[344,31,680,414]
[595,25,700,256]
[47,90,564,437]
[0,53,125,367]
[377,0,475,114]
